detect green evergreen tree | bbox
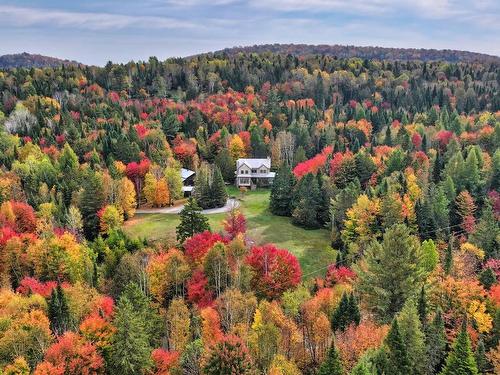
[416,197,437,240]
[463,150,481,197]
[350,360,375,375]
[398,300,427,375]
[48,283,71,336]
[121,283,163,347]
[471,203,500,259]
[194,163,227,209]
[79,170,105,239]
[58,143,80,207]
[474,339,490,374]
[215,148,235,183]
[417,286,428,328]
[433,152,442,183]
[385,319,411,375]
[431,187,450,239]
[176,197,210,243]
[291,173,321,228]
[444,240,453,275]
[318,342,344,375]
[348,293,361,326]
[486,309,500,350]
[355,224,425,322]
[270,163,295,216]
[211,165,228,207]
[426,309,448,374]
[478,268,496,290]
[354,150,377,186]
[293,146,307,167]
[110,298,153,375]
[440,320,478,375]
[384,125,392,146]
[161,112,180,141]
[331,292,350,332]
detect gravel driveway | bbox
[135,198,240,215]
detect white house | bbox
[181,168,195,196]
[235,157,275,188]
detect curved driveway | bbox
[135,198,240,214]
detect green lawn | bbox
[123,187,336,278]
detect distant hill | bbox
[207,44,500,63]
[0,52,81,69]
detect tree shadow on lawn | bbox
[247,210,336,278]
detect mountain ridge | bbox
[201,43,500,63]
[0,52,81,69]
[3,43,499,69]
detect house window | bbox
[239,178,250,184]
[251,169,257,173]
[260,169,266,173]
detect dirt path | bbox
[135,198,240,214]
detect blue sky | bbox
[0,0,498,65]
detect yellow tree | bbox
[229,135,246,160]
[165,297,191,353]
[143,172,170,207]
[99,205,124,233]
[117,177,136,219]
[147,249,190,307]
[341,194,381,258]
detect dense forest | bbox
[212,44,500,63]
[0,49,498,374]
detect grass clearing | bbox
[123,187,335,278]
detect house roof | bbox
[236,158,271,170]
[181,168,195,181]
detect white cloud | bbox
[248,0,496,23]
[0,5,196,31]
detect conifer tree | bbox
[356,224,425,322]
[385,319,411,375]
[440,320,478,375]
[211,165,228,207]
[417,286,428,328]
[398,300,427,375]
[291,173,321,228]
[471,203,500,259]
[79,170,105,239]
[121,283,163,347]
[444,239,453,275]
[478,268,496,290]
[48,283,71,336]
[270,163,295,216]
[474,339,490,374]
[416,197,437,240]
[384,125,392,146]
[487,309,500,350]
[110,298,152,375]
[176,197,210,243]
[348,293,361,326]
[331,292,350,332]
[318,342,344,375]
[426,309,447,374]
[350,361,374,375]
[215,148,235,183]
[194,163,227,209]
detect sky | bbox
[0,0,498,66]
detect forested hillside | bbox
[0,51,498,374]
[211,44,500,63]
[0,52,81,69]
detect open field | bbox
[123,187,336,278]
